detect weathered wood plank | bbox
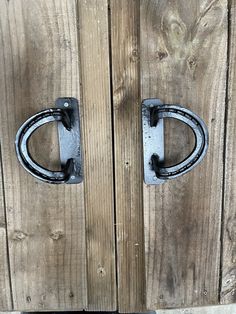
[0,312,20,314]
[77,0,117,310]
[0,150,12,310]
[0,0,87,310]
[157,304,236,314]
[110,1,146,312]
[140,0,227,309]
[220,0,236,304]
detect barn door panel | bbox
[0,0,87,309]
[141,0,227,308]
[111,0,228,311]
[0,0,116,311]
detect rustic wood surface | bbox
[77,0,117,311]
[0,150,12,309]
[157,304,236,314]
[110,0,145,312]
[221,0,236,304]
[0,0,234,312]
[140,0,227,309]
[0,0,87,310]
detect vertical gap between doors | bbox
[107,0,119,311]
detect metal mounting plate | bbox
[56,98,83,184]
[142,99,165,185]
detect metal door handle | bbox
[142,99,208,185]
[15,97,207,185]
[15,98,82,184]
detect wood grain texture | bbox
[0,312,20,314]
[110,0,146,312]
[0,0,87,310]
[156,304,236,314]
[220,0,236,304]
[77,0,117,310]
[0,151,12,309]
[141,0,227,309]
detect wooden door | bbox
[0,0,236,313]
[0,0,116,311]
[110,0,233,312]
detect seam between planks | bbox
[0,142,13,309]
[219,0,231,303]
[107,0,119,310]
[75,1,88,310]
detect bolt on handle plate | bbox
[15,97,82,184]
[142,99,209,185]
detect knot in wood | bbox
[97,266,106,277]
[50,230,64,240]
[12,230,28,241]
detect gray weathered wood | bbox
[140,0,227,309]
[0,0,87,310]
[77,0,117,310]
[220,0,236,304]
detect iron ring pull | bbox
[15,108,75,184]
[142,100,209,185]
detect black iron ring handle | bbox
[15,108,73,184]
[150,105,208,180]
